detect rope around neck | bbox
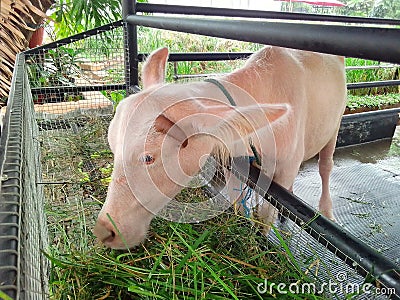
[204,78,237,106]
[204,78,262,166]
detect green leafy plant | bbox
[50,0,148,39]
[345,57,399,96]
[27,46,84,103]
[340,0,375,17]
[346,93,400,112]
[51,0,120,39]
[371,0,400,19]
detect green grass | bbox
[45,210,326,299]
[41,117,330,300]
[137,27,262,84]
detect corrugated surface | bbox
[289,135,400,298]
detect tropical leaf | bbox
[51,0,123,39]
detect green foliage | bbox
[77,161,90,183]
[346,93,400,111]
[340,0,375,17]
[137,28,262,84]
[371,0,400,19]
[340,0,400,18]
[345,57,399,96]
[51,0,121,39]
[28,46,82,88]
[0,290,13,300]
[102,90,126,106]
[27,46,85,103]
[50,0,148,39]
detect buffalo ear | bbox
[154,114,188,148]
[142,47,169,89]
[200,103,290,140]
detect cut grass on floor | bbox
[45,211,327,300]
[41,116,328,300]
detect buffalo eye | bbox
[139,153,154,165]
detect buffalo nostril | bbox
[94,221,117,245]
[101,230,115,244]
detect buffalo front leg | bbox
[258,160,301,234]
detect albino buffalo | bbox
[94,46,346,249]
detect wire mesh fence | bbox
[0,54,49,299]
[0,23,126,299]
[26,25,127,259]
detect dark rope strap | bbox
[204,78,237,106]
[204,78,262,166]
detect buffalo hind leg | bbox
[318,135,338,221]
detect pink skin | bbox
[93,46,346,249]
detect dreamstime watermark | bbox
[256,271,396,297]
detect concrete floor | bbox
[263,127,398,299]
[294,126,400,266]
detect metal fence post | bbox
[123,0,139,94]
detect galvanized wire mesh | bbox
[0,54,49,299]
[228,162,393,299]
[0,23,126,299]
[25,25,127,257]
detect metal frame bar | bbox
[233,158,400,295]
[137,52,253,62]
[24,20,123,56]
[347,80,400,90]
[123,0,139,94]
[136,3,400,25]
[126,15,400,64]
[0,54,25,299]
[30,84,126,95]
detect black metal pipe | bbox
[123,0,139,94]
[137,52,252,62]
[347,80,400,90]
[138,52,398,89]
[24,20,123,56]
[232,158,400,298]
[126,15,400,64]
[30,84,126,95]
[28,80,399,94]
[136,3,400,26]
